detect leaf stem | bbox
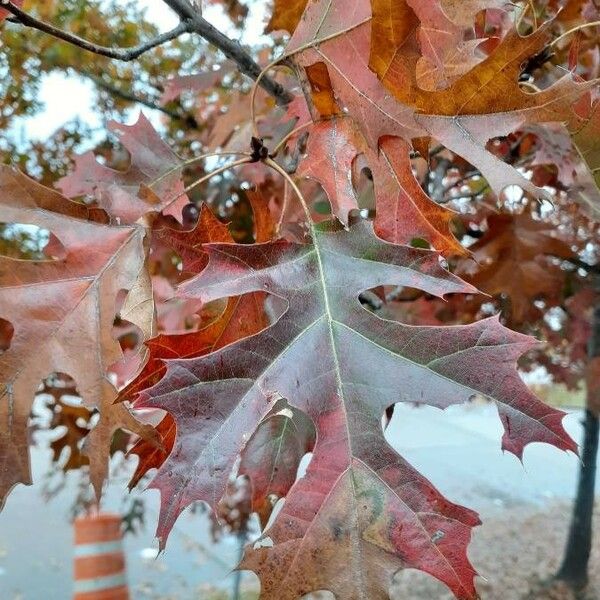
[276,179,290,235]
[156,156,253,208]
[182,157,253,196]
[550,21,600,48]
[264,157,312,223]
[147,151,251,189]
[250,58,291,138]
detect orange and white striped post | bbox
[73,512,129,600]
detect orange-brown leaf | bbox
[266,0,309,35]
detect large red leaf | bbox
[134,218,574,598]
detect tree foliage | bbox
[1,0,600,598]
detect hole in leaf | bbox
[253,535,273,549]
[313,198,332,215]
[31,373,93,473]
[410,237,430,249]
[353,163,374,212]
[301,591,335,599]
[0,318,14,352]
[110,295,145,390]
[0,222,65,260]
[390,567,450,598]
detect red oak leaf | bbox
[134,218,574,599]
[57,112,188,223]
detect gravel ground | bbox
[389,502,600,600]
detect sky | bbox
[10,0,267,143]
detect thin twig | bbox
[141,156,252,213]
[180,156,253,197]
[1,1,191,60]
[250,57,291,136]
[161,0,293,105]
[148,151,251,190]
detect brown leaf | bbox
[304,62,343,118]
[456,209,574,323]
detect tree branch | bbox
[161,0,293,105]
[87,74,199,128]
[1,1,191,61]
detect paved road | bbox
[1,403,596,599]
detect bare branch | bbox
[161,0,293,105]
[1,1,191,61]
[87,74,199,128]
[2,0,293,106]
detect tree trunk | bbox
[555,301,600,590]
[555,409,599,590]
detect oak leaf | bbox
[133,218,574,599]
[0,166,156,503]
[456,210,574,323]
[57,113,187,223]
